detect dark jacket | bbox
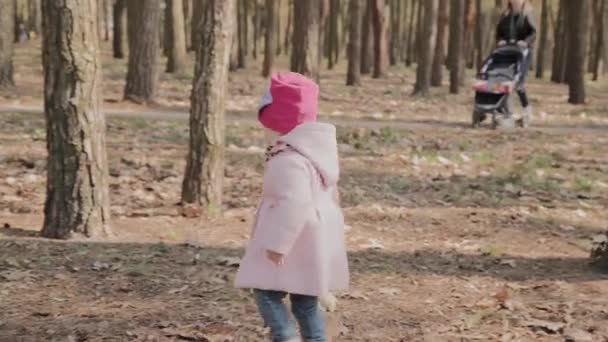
[496,9,537,47]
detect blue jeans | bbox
[254,289,326,342]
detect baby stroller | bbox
[472,44,529,129]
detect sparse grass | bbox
[574,176,594,193]
[480,244,503,258]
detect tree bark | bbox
[591,0,604,80]
[125,0,161,103]
[603,0,608,74]
[27,0,40,35]
[191,0,204,52]
[371,0,386,78]
[588,0,600,74]
[327,0,340,69]
[389,0,401,66]
[262,0,276,77]
[567,0,590,104]
[448,0,465,94]
[0,0,15,88]
[405,0,417,66]
[431,0,449,87]
[290,0,320,81]
[112,0,126,58]
[41,0,111,239]
[253,0,261,60]
[237,0,248,68]
[284,0,292,54]
[399,0,409,62]
[319,0,329,68]
[551,0,567,83]
[182,0,235,212]
[473,0,484,71]
[183,0,191,50]
[166,0,188,74]
[413,0,437,96]
[361,0,373,74]
[535,0,548,78]
[346,0,363,86]
[463,0,475,69]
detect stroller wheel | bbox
[472,111,486,128]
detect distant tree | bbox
[182,0,235,212]
[431,0,449,87]
[290,0,320,81]
[448,0,465,94]
[124,0,161,103]
[567,0,590,104]
[237,0,248,69]
[327,0,341,69]
[535,0,549,78]
[413,0,438,95]
[41,0,111,239]
[371,0,387,78]
[389,0,402,66]
[405,0,417,66]
[346,0,363,86]
[361,0,373,74]
[603,0,608,74]
[166,0,188,74]
[262,0,276,77]
[0,0,15,88]
[191,0,204,51]
[590,0,604,80]
[112,0,126,58]
[551,0,568,83]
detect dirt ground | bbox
[1,40,608,341]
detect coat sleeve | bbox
[257,155,314,255]
[496,15,507,42]
[523,13,537,46]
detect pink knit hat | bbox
[258,72,319,135]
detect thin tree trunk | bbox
[276,0,281,56]
[328,0,340,69]
[360,0,373,74]
[592,0,604,80]
[413,0,422,64]
[406,0,417,66]
[603,0,608,74]
[182,0,235,212]
[567,0,590,104]
[27,0,40,35]
[290,0,320,81]
[463,0,475,69]
[41,0,111,239]
[262,0,276,77]
[112,0,126,58]
[253,0,261,60]
[588,0,600,74]
[474,0,484,71]
[319,0,329,68]
[346,0,363,86]
[183,0,191,50]
[125,0,161,103]
[400,0,409,62]
[431,0,449,87]
[284,0,292,54]
[413,0,438,95]
[551,0,567,83]
[0,0,15,88]
[191,0,204,51]
[167,0,188,74]
[237,0,247,68]
[371,0,386,78]
[448,0,465,94]
[535,0,548,78]
[389,0,401,66]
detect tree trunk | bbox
[405,0,417,66]
[346,0,363,86]
[191,0,204,51]
[399,0,409,62]
[0,0,15,88]
[319,0,329,68]
[535,0,548,78]
[413,0,423,64]
[371,0,386,78]
[448,0,465,94]
[473,0,484,71]
[603,0,608,74]
[567,0,590,104]
[463,0,475,69]
[290,0,320,81]
[112,0,126,58]
[431,0,449,87]
[591,0,604,80]
[262,0,276,77]
[413,0,437,95]
[183,0,191,50]
[40,0,111,239]
[551,0,567,83]
[328,0,340,69]
[588,0,600,74]
[253,0,261,60]
[27,0,40,35]
[360,0,373,74]
[125,0,161,103]
[275,0,281,56]
[166,0,188,74]
[389,0,401,66]
[182,0,235,212]
[237,0,247,68]
[284,0,292,54]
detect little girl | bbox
[235,72,349,342]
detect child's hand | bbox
[266,250,284,266]
[517,40,528,49]
[498,40,507,46]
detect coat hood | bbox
[278,122,339,187]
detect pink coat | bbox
[235,123,349,297]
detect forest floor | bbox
[1,41,608,341]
